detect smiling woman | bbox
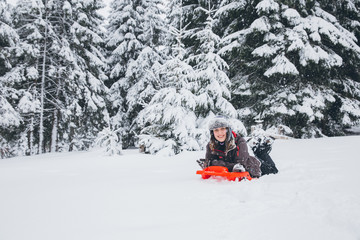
[201,116,262,178]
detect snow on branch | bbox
[264,53,299,77]
[255,0,279,14]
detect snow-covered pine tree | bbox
[106,0,166,148]
[106,0,141,148]
[314,0,360,135]
[61,0,109,151]
[186,0,237,122]
[0,0,15,77]
[12,0,109,154]
[218,0,360,137]
[136,0,201,156]
[12,0,66,153]
[312,0,360,43]
[106,0,140,87]
[3,0,46,156]
[0,0,24,158]
[95,125,122,156]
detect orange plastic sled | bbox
[196,166,252,181]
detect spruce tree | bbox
[5,0,47,155]
[218,0,360,137]
[12,0,108,154]
[0,0,24,157]
[136,0,201,155]
[187,0,237,120]
[107,0,166,148]
[62,0,109,151]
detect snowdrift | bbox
[1,136,360,240]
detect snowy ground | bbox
[1,136,360,240]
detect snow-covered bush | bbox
[95,127,122,156]
[138,135,177,156]
[265,125,293,138]
[250,121,293,139]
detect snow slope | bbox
[1,136,360,240]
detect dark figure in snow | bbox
[197,116,278,178]
[248,133,279,176]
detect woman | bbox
[198,116,278,178]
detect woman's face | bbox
[213,127,227,142]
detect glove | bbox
[196,159,208,169]
[233,163,245,172]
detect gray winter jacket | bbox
[205,132,262,178]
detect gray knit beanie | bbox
[208,116,230,130]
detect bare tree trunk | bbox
[39,7,48,154]
[51,74,62,152]
[29,115,34,155]
[50,109,58,152]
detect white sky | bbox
[6,0,112,18]
[6,0,17,5]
